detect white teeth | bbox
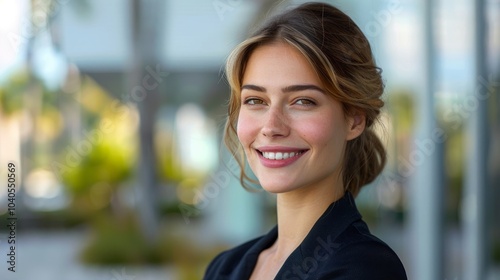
[262,151,302,160]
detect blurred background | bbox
[0,0,498,279]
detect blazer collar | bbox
[276,191,362,278]
[230,191,361,280]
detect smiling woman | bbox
[204,2,407,280]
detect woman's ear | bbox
[346,113,366,140]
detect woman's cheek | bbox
[236,113,257,145]
[295,115,331,140]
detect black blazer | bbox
[203,192,407,280]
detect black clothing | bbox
[203,192,407,280]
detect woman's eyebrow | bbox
[282,84,325,94]
[241,84,266,92]
[241,84,325,94]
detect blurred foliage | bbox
[36,106,65,141]
[80,212,224,280]
[440,124,464,224]
[386,90,415,134]
[0,68,62,117]
[160,201,196,216]
[156,134,184,183]
[60,138,133,195]
[81,213,171,265]
[384,88,471,226]
[0,69,30,115]
[53,76,138,213]
[372,89,416,221]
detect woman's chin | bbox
[259,182,299,194]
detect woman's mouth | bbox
[254,148,309,168]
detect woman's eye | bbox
[294,99,316,106]
[244,98,265,105]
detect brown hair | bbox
[223,2,386,196]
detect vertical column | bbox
[410,0,443,279]
[463,0,489,278]
[130,0,165,242]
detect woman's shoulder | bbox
[319,220,407,279]
[279,193,407,279]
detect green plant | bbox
[80,214,172,265]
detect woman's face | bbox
[237,42,362,194]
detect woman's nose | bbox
[261,107,290,138]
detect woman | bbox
[204,2,407,279]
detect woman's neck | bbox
[271,180,345,258]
